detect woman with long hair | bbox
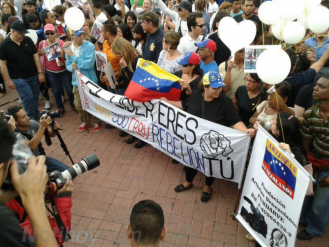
[82,19,97,44]
[112,37,146,149]
[162,71,255,202]
[124,11,137,31]
[52,5,66,24]
[38,24,74,114]
[117,23,133,43]
[157,31,182,74]
[1,2,17,16]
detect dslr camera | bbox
[41,110,63,119]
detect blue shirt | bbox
[200,61,219,75]
[230,10,243,18]
[305,36,329,61]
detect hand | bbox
[179,80,190,90]
[8,116,16,131]
[295,43,306,54]
[64,47,73,57]
[39,48,45,56]
[279,143,292,154]
[246,128,256,138]
[160,97,168,102]
[62,41,72,49]
[253,121,262,130]
[6,79,15,89]
[119,57,127,68]
[72,63,77,70]
[40,115,52,128]
[115,82,120,86]
[100,73,107,83]
[307,49,316,63]
[38,73,45,83]
[319,176,329,188]
[53,121,60,130]
[227,58,236,71]
[82,4,90,13]
[10,156,48,205]
[52,179,74,197]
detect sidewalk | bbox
[1,88,328,247]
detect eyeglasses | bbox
[182,64,191,67]
[244,77,257,83]
[195,24,205,28]
[45,32,55,36]
[177,8,185,12]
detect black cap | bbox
[177,1,192,12]
[11,20,29,34]
[26,0,36,5]
[133,22,143,34]
[139,11,158,23]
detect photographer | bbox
[7,106,68,172]
[0,118,57,247]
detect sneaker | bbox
[78,122,88,133]
[297,229,315,240]
[58,108,65,117]
[94,123,101,133]
[45,100,51,110]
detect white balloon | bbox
[277,0,304,21]
[26,29,37,44]
[271,18,287,40]
[218,17,256,56]
[256,48,291,85]
[64,7,85,31]
[283,22,305,44]
[305,0,321,11]
[308,6,329,34]
[297,12,309,29]
[258,1,280,25]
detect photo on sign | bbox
[44,42,61,61]
[244,45,281,73]
[56,25,66,38]
[95,51,107,72]
[90,21,104,43]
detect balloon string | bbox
[275,91,285,143]
[283,34,317,51]
[306,44,329,51]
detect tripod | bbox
[44,119,75,165]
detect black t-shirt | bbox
[235,85,267,127]
[208,32,231,66]
[0,203,32,247]
[295,83,317,111]
[0,36,37,79]
[182,89,241,127]
[291,146,306,167]
[234,14,263,34]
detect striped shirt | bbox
[301,103,329,158]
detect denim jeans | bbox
[45,70,74,109]
[299,170,329,236]
[45,156,68,173]
[12,76,40,120]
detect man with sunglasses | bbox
[154,0,191,37]
[177,12,204,55]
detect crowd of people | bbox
[1,0,329,245]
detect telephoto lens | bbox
[49,153,100,188]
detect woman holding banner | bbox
[111,37,146,149]
[161,71,255,202]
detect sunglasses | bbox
[45,32,55,36]
[177,8,185,12]
[182,64,191,67]
[195,24,205,28]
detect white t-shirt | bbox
[177,33,203,55]
[207,2,218,13]
[96,12,108,24]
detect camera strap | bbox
[48,194,71,243]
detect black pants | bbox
[0,72,6,93]
[185,166,215,186]
[40,83,49,100]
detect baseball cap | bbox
[139,11,158,23]
[178,52,201,66]
[44,24,56,32]
[74,29,85,36]
[26,0,36,5]
[195,39,217,53]
[203,72,226,89]
[11,20,29,34]
[177,1,192,12]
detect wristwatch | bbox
[38,72,43,75]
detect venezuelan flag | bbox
[124,59,181,102]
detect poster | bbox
[75,72,250,186]
[44,42,61,61]
[90,21,104,43]
[236,125,310,247]
[95,51,107,72]
[244,45,281,73]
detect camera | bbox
[267,85,276,95]
[49,153,100,189]
[41,110,63,119]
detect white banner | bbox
[76,72,250,185]
[236,126,310,246]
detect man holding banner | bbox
[162,71,255,202]
[298,74,329,240]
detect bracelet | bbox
[38,72,43,75]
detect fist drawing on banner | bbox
[200,130,233,158]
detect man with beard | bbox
[234,0,262,34]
